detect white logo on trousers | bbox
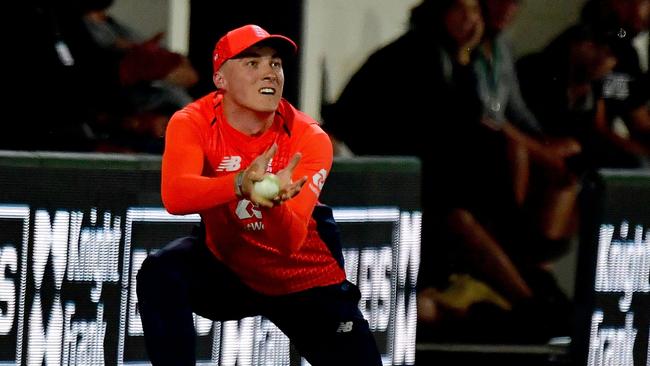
[336,321,353,333]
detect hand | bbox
[273,153,307,205]
[546,137,581,158]
[239,144,306,208]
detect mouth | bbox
[259,87,276,95]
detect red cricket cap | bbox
[212,24,297,73]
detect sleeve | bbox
[503,46,544,137]
[161,111,238,215]
[261,127,334,254]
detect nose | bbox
[261,64,278,82]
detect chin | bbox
[252,104,279,114]
[256,98,281,112]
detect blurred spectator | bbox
[7,0,121,151]
[322,0,485,308]
[579,0,650,165]
[517,24,647,172]
[417,0,576,344]
[473,0,582,239]
[80,0,199,153]
[322,0,484,158]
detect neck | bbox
[223,98,275,136]
[566,81,592,109]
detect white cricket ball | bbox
[253,174,280,199]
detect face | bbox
[572,41,617,81]
[611,0,650,34]
[214,45,285,113]
[484,0,520,33]
[444,0,483,46]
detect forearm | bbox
[161,173,237,215]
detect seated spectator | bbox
[578,0,650,166]
[518,24,646,172]
[8,0,122,151]
[473,0,582,241]
[322,0,484,158]
[81,0,199,153]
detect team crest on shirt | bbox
[216,156,242,172]
[309,168,328,195]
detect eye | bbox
[271,60,282,69]
[246,60,258,67]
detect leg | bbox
[506,137,530,207]
[136,237,199,366]
[136,235,260,365]
[267,281,383,366]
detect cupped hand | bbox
[240,144,306,208]
[273,153,307,205]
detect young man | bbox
[136,24,383,365]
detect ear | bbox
[213,71,226,89]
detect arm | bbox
[501,120,580,175]
[504,62,544,137]
[261,130,333,254]
[161,112,239,214]
[594,100,650,155]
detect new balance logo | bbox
[217,156,242,172]
[336,321,353,333]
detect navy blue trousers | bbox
[136,234,383,366]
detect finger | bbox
[284,152,302,173]
[263,143,278,161]
[250,192,274,208]
[247,170,264,183]
[282,176,307,200]
[295,175,307,188]
[250,144,276,172]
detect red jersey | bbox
[161,92,346,295]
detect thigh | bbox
[188,241,262,321]
[266,281,383,366]
[138,234,261,321]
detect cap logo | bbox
[251,25,268,37]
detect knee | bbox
[136,236,195,294]
[136,254,163,300]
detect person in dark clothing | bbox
[517,24,641,171]
[8,0,122,151]
[579,0,650,166]
[323,0,484,158]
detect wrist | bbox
[234,171,244,197]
